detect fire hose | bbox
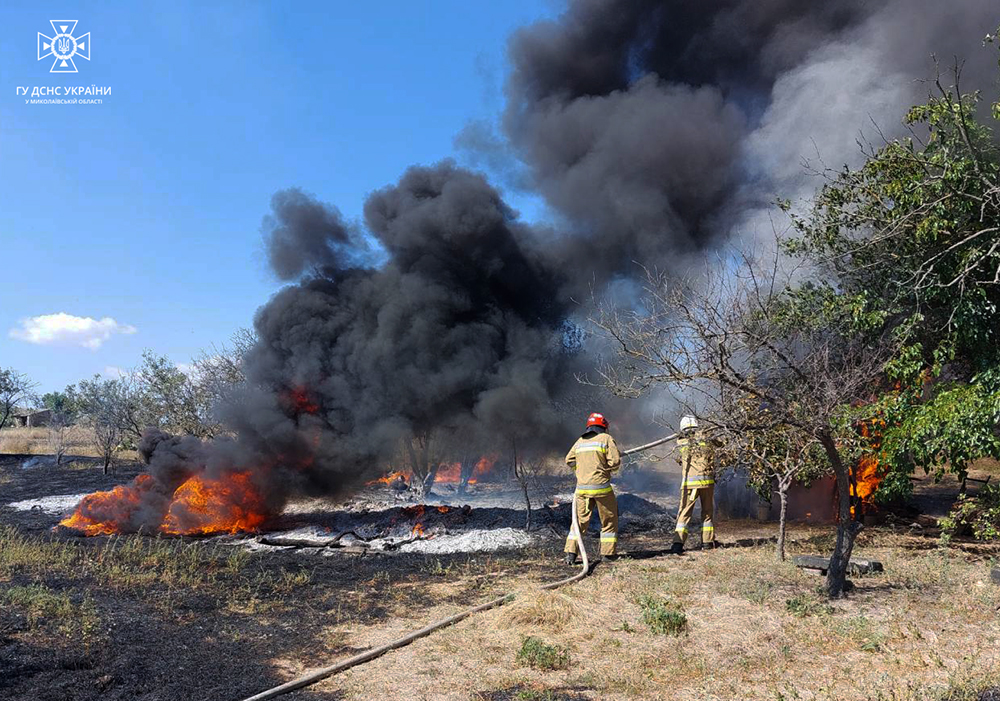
[239,432,677,701]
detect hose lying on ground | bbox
[239,433,675,701]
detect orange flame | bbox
[58,474,157,535]
[368,470,410,486]
[850,419,885,518]
[436,462,462,483]
[161,471,268,535]
[411,523,425,537]
[467,455,497,485]
[401,504,426,518]
[59,470,271,537]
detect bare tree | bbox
[76,376,127,474]
[513,455,549,532]
[0,368,37,431]
[592,252,890,597]
[47,412,71,465]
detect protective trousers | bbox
[673,485,714,545]
[564,491,619,556]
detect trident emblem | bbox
[38,20,91,74]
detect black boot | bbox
[669,542,683,555]
[563,552,578,565]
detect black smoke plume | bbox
[489,0,999,294]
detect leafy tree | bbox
[41,389,79,423]
[136,350,205,437]
[0,368,37,431]
[782,47,1000,517]
[191,327,258,436]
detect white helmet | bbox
[679,415,699,432]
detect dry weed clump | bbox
[498,590,577,632]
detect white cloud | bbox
[175,362,197,377]
[9,313,137,350]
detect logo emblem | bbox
[38,20,91,73]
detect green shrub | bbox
[939,484,1000,542]
[785,593,833,618]
[515,636,571,670]
[638,595,687,636]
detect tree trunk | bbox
[458,455,475,495]
[819,432,863,598]
[521,477,532,531]
[776,482,789,561]
[103,453,110,475]
[407,436,436,498]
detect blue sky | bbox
[0,1,554,394]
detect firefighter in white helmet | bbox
[671,414,718,553]
[563,412,622,564]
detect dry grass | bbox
[498,591,578,633]
[0,425,94,456]
[316,526,1000,700]
[0,425,141,461]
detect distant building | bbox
[11,409,53,428]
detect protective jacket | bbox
[674,430,718,546]
[677,434,716,488]
[565,430,622,494]
[565,428,622,557]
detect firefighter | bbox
[564,412,622,564]
[670,415,717,553]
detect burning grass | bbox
[58,469,272,537]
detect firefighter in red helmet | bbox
[563,412,622,564]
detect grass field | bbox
[0,426,94,457]
[0,426,141,463]
[2,456,999,700]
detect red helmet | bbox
[586,412,609,429]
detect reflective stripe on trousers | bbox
[673,485,714,545]
[576,483,613,496]
[565,491,619,556]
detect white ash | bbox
[238,489,672,556]
[7,493,87,515]
[397,527,538,554]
